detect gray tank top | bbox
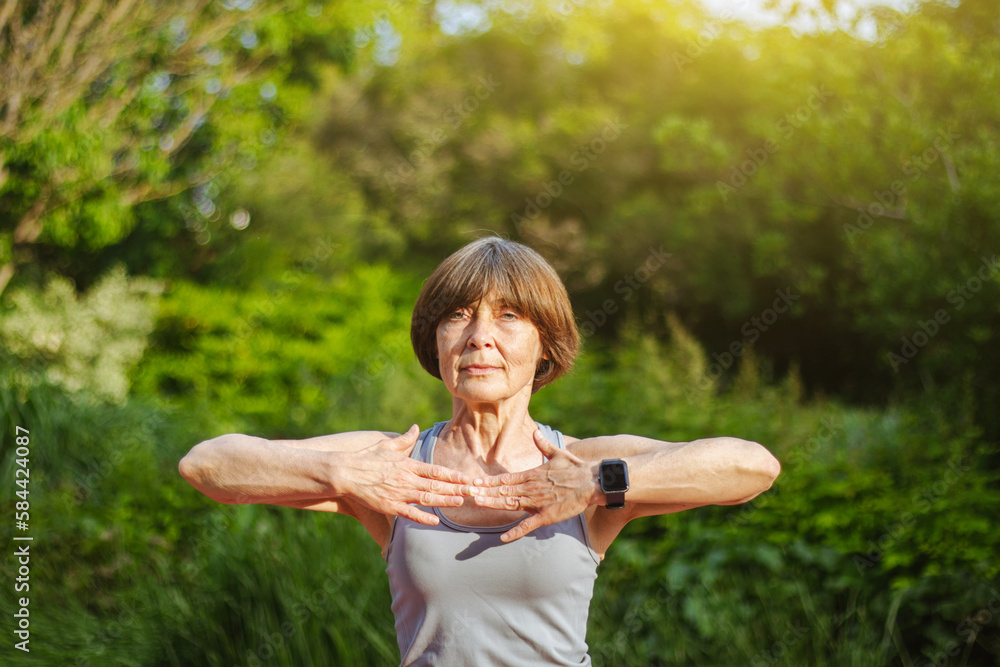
[384,421,600,666]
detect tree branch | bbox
[0,262,14,298]
[12,195,49,245]
[0,0,19,37]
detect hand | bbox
[472,429,601,542]
[338,425,474,526]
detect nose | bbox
[466,315,495,349]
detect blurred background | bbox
[1,0,998,664]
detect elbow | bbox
[177,436,237,503]
[178,450,205,487]
[749,440,781,490]
[728,438,781,492]
[721,442,780,505]
[749,439,780,478]
[178,439,213,484]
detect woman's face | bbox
[435,293,546,404]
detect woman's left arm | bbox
[472,432,780,542]
[569,434,780,516]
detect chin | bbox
[448,378,512,403]
[453,386,505,403]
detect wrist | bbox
[587,461,607,507]
[319,449,354,499]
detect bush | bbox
[4,271,997,666]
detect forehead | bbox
[460,291,517,310]
[436,271,524,314]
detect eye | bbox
[448,308,468,320]
[500,311,518,321]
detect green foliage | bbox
[0,0,360,292]
[244,0,1000,435]
[5,316,998,666]
[532,324,1000,665]
[0,374,397,666]
[3,0,1000,665]
[133,263,450,437]
[0,266,162,402]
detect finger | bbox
[469,480,530,499]
[388,424,421,450]
[397,504,440,526]
[413,476,477,498]
[411,461,473,485]
[532,428,560,459]
[501,514,545,543]
[414,489,467,508]
[472,470,527,488]
[472,493,530,510]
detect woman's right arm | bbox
[177,425,473,526]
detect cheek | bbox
[435,330,461,367]
[517,332,545,366]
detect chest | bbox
[387,515,599,604]
[437,496,527,527]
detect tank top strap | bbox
[410,422,448,463]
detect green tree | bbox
[0,0,359,294]
[267,0,999,433]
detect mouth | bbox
[461,365,501,375]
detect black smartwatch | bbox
[599,459,629,509]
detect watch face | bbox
[601,461,628,492]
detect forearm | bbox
[626,437,778,504]
[572,435,780,506]
[178,434,341,505]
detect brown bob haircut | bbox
[411,237,580,393]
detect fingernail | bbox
[473,477,484,486]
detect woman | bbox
[179,236,781,666]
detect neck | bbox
[445,388,537,465]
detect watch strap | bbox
[605,491,626,510]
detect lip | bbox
[461,365,501,375]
